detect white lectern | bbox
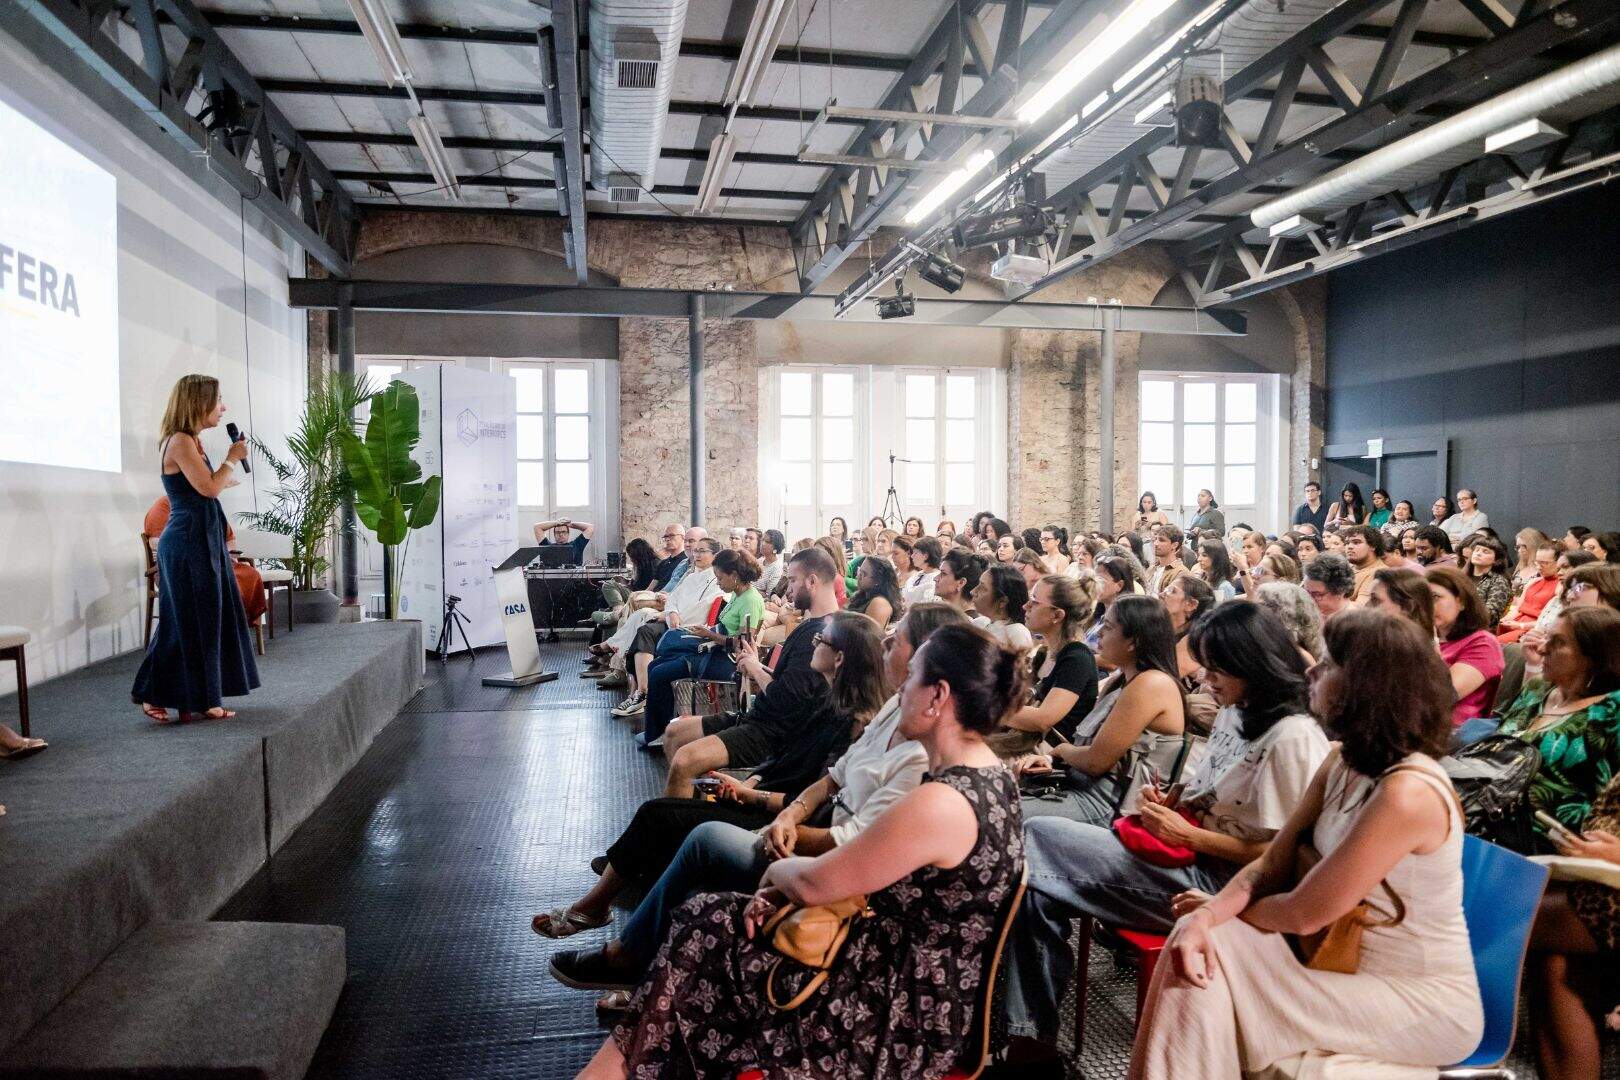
[483,548,559,687]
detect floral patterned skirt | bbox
[613,891,982,1079]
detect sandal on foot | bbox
[531,907,611,939]
[141,703,174,724]
[202,708,236,721]
[595,989,634,1017]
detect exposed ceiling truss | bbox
[1013,0,1620,301]
[12,0,358,273]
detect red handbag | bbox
[1112,808,1200,868]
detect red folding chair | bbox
[1072,916,1166,1056]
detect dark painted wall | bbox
[1324,181,1620,538]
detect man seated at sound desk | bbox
[533,517,595,562]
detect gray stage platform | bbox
[0,621,423,1074]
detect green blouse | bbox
[716,586,766,635]
[1495,680,1620,830]
[1367,507,1392,528]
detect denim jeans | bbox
[640,633,737,744]
[1019,770,1124,826]
[619,819,770,970]
[1002,815,1237,1043]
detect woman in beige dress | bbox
[1130,608,1482,1079]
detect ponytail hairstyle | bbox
[912,623,1029,735]
[1036,573,1099,644]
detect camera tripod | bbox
[436,593,476,662]
[880,453,908,527]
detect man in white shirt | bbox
[1440,488,1489,543]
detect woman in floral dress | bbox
[577,623,1027,1079]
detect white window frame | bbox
[758,365,870,539]
[1137,371,1283,536]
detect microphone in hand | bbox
[226,422,251,472]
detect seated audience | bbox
[1321,530,1345,556]
[756,529,785,598]
[992,575,1101,756]
[986,516,1015,544]
[630,548,765,739]
[999,602,1328,1068]
[813,536,850,608]
[1255,581,1325,665]
[1039,525,1070,575]
[1440,488,1488,543]
[1427,565,1504,727]
[1462,532,1514,627]
[974,564,1034,653]
[1086,555,1135,653]
[846,554,900,629]
[1147,525,1189,596]
[1163,576,1216,686]
[602,538,723,693]
[1413,524,1455,567]
[1583,530,1620,563]
[1366,567,1436,639]
[1131,608,1479,1080]
[1068,536,1105,576]
[902,535,942,608]
[1499,542,1561,642]
[936,519,957,541]
[1021,527,1045,554]
[577,623,1025,1080]
[661,547,841,796]
[1294,533,1322,564]
[1302,552,1355,622]
[1380,499,1419,547]
[995,532,1024,564]
[902,516,925,539]
[145,495,267,626]
[1528,771,1620,1080]
[1197,540,1237,602]
[1366,487,1393,529]
[935,548,986,623]
[1134,491,1170,533]
[548,605,968,997]
[1013,547,1048,592]
[1512,528,1554,592]
[1339,525,1384,605]
[534,610,885,942]
[891,533,916,582]
[1237,529,1268,575]
[1429,496,1454,528]
[1563,525,1592,553]
[1492,607,1620,841]
[1324,482,1367,528]
[1018,595,1184,825]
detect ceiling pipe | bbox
[1251,39,1620,230]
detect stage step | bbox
[0,921,345,1080]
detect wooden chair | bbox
[0,626,31,737]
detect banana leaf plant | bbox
[237,373,372,591]
[338,380,442,619]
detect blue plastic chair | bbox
[1440,834,1550,1078]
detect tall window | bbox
[504,361,594,514]
[1138,373,1274,533]
[774,368,860,540]
[762,365,1004,538]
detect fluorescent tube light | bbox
[725,0,793,107]
[408,113,461,200]
[347,0,413,86]
[903,148,996,225]
[1016,0,1175,124]
[695,130,737,213]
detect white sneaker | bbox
[611,692,646,717]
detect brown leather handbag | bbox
[761,896,873,1010]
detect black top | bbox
[744,614,829,739]
[541,533,590,562]
[651,552,686,590]
[1292,501,1328,535]
[1036,640,1100,742]
[756,701,851,796]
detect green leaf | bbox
[406,475,442,531]
[373,496,409,547]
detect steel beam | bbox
[1098,307,1116,535]
[13,0,355,273]
[301,128,815,169]
[334,286,359,607]
[688,294,705,525]
[1018,0,1620,298]
[547,0,587,283]
[332,169,809,203]
[286,279,1247,335]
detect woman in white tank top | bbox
[1131,608,1483,1080]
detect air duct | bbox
[587,0,690,195]
[1251,40,1620,230]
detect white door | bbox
[767,367,864,541]
[1138,373,1277,536]
[892,369,987,531]
[498,360,610,553]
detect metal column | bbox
[1098,307,1116,535]
[335,285,360,607]
[688,293,705,527]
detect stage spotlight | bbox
[916,251,965,294]
[952,204,1049,250]
[1174,74,1224,149]
[874,279,916,320]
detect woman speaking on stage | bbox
[132,374,260,723]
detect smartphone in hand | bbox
[1535,809,1578,844]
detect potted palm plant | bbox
[237,373,371,623]
[339,379,442,620]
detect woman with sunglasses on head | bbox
[533,612,884,942]
[576,623,1026,1080]
[991,574,1101,759]
[998,603,1328,1074]
[1132,609,1479,1080]
[1017,595,1185,827]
